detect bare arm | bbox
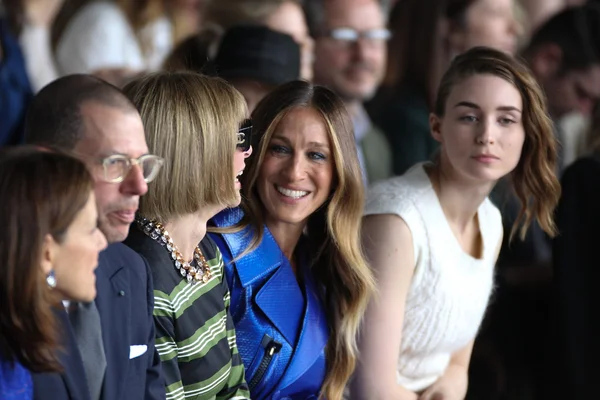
[350,214,419,400]
[419,228,503,400]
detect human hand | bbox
[417,365,468,400]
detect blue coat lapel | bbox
[95,248,130,400]
[277,265,328,393]
[218,216,304,345]
[212,208,329,394]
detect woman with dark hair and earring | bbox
[0,147,107,399]
[209,80,375,400]
[352,47,560,399]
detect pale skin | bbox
[353,74,523,399]
[164,145,251,261]
[257,107,334,272]
[23,0,65,28]
[41,191,107,303]
[313,0,388,111]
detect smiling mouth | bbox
[275,185,309,199]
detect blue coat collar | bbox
[212,208,329,393]
[211,208,283,288]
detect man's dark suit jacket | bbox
[32,242,165,400]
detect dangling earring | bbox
[46,271,56,289]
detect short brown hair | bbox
[0,146,93,372]
[123,71,247,222]
[434,46,561,239]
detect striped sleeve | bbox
[151,237,249,400]
[153,290,185,400]
[216,246,250,399]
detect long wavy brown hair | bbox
[211,80,375,399]
[434,46,561,240]
[0,146,93,372]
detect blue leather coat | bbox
[209,208,328,400]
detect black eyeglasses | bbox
[237,119,252,152]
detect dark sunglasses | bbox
[237,119,252,152]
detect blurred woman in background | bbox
[370,0,522,175]
[51,0,204,85]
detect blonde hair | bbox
[123,71,246,223]
[213,80,375,400]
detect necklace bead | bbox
[136,216,212,285]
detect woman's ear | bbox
[40,234,58,276]
[430,112,443,143]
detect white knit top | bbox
[55,1,172,75]
[364,163,503,392]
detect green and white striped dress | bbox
[125,226,249,400]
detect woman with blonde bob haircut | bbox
[209,80,375,400]
[123,71,252,399]
[351,46,560,399]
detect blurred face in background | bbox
[265,1,314,81]
[539,64,600,118]
[313,0,388,103]
[449,0,522,55]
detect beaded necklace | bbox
[136,216,211,284]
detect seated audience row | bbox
[0,45,559,400]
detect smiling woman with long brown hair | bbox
[209,80,374,400]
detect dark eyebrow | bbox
[454,101,522,113]
[271,135,330,150]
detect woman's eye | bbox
[460,115,478,123]
[308,152,326,161]
[499,118,516,126]
[270,145,290,154]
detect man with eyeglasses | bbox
[24,74,165,400]
[305,0,392,185]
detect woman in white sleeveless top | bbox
[350,47,561,400]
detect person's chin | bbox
[343,83,376,102]
[103,225,130,243]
